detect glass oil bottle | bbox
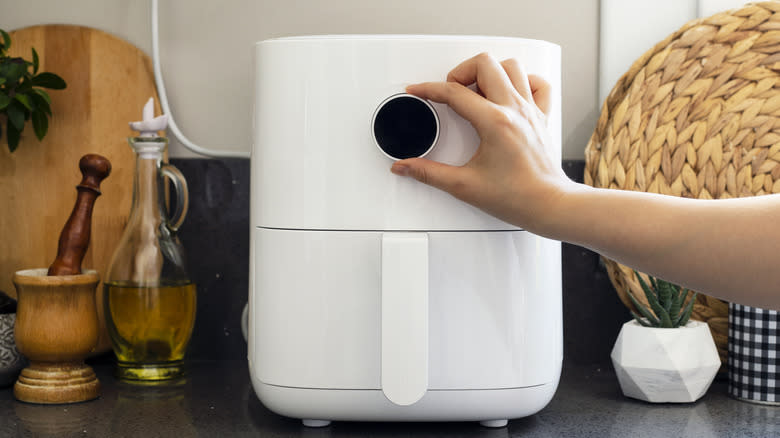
[105,98,196,382]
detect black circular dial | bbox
[372,94,439,160]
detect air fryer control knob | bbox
[372,94,439,160]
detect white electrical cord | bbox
[151,0,250,158]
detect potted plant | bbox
[0,290,25,387]
[611,271,721,403]
[0,28,66,152]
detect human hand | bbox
[390,53,574,233]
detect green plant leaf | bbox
[626,281,660,326]
[1,59,27,85]
[30,90,51,116]
[31,109,48,141]
[14,78,32,95]
[0,77,5,86]
[658,280,673,314]
[676,288,691,322]
[14,93,32,111]
[31,72,66,90]
[31,47,38,75]
[628,291,659,324]
[32,88,51,104]
[635,271,672,327]
[0,29,10,53]
[676,292,698,327]
[657,308,673,328]
[630,310,653,327]
[668,287,684,325]
[6,101,25,130]
[6,120,20,152]
[0,93,10,111]
[649,275,659,293]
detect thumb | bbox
[391,158,465,196]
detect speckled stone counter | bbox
[0,361,776,437]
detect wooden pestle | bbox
[48,154,112,276]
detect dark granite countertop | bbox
[0,361,776,437]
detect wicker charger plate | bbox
[584,1,780,365]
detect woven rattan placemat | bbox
[584,1,780,363]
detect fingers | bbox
[409,53,553,120]
[500,60,552,117]
[391,158,470,198]
[446,53,518,106]
[434,53,553,117]
[528,74,552,116]
[499,59,533,103]
[406,81,495,130]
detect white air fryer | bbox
[249,35,562,428]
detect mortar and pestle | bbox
[13,154,111,404]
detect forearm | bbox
[542,183,780,309]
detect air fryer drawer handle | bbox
[381,232,429,406]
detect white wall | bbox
[0,0,599,159]
[600,0,750,104]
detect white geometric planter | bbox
[611,320,720,403]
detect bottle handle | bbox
[160,163,189,232]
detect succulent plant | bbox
[628,271,697,328]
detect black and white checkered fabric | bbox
[729,303,780,403]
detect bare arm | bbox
[392,53,780,309]
[551,186,780,309]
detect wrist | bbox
[523,179,589,241]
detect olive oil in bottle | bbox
[105,281,196,380]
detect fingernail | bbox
[391,163,410,176]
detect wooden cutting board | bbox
[0,25,163,353]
